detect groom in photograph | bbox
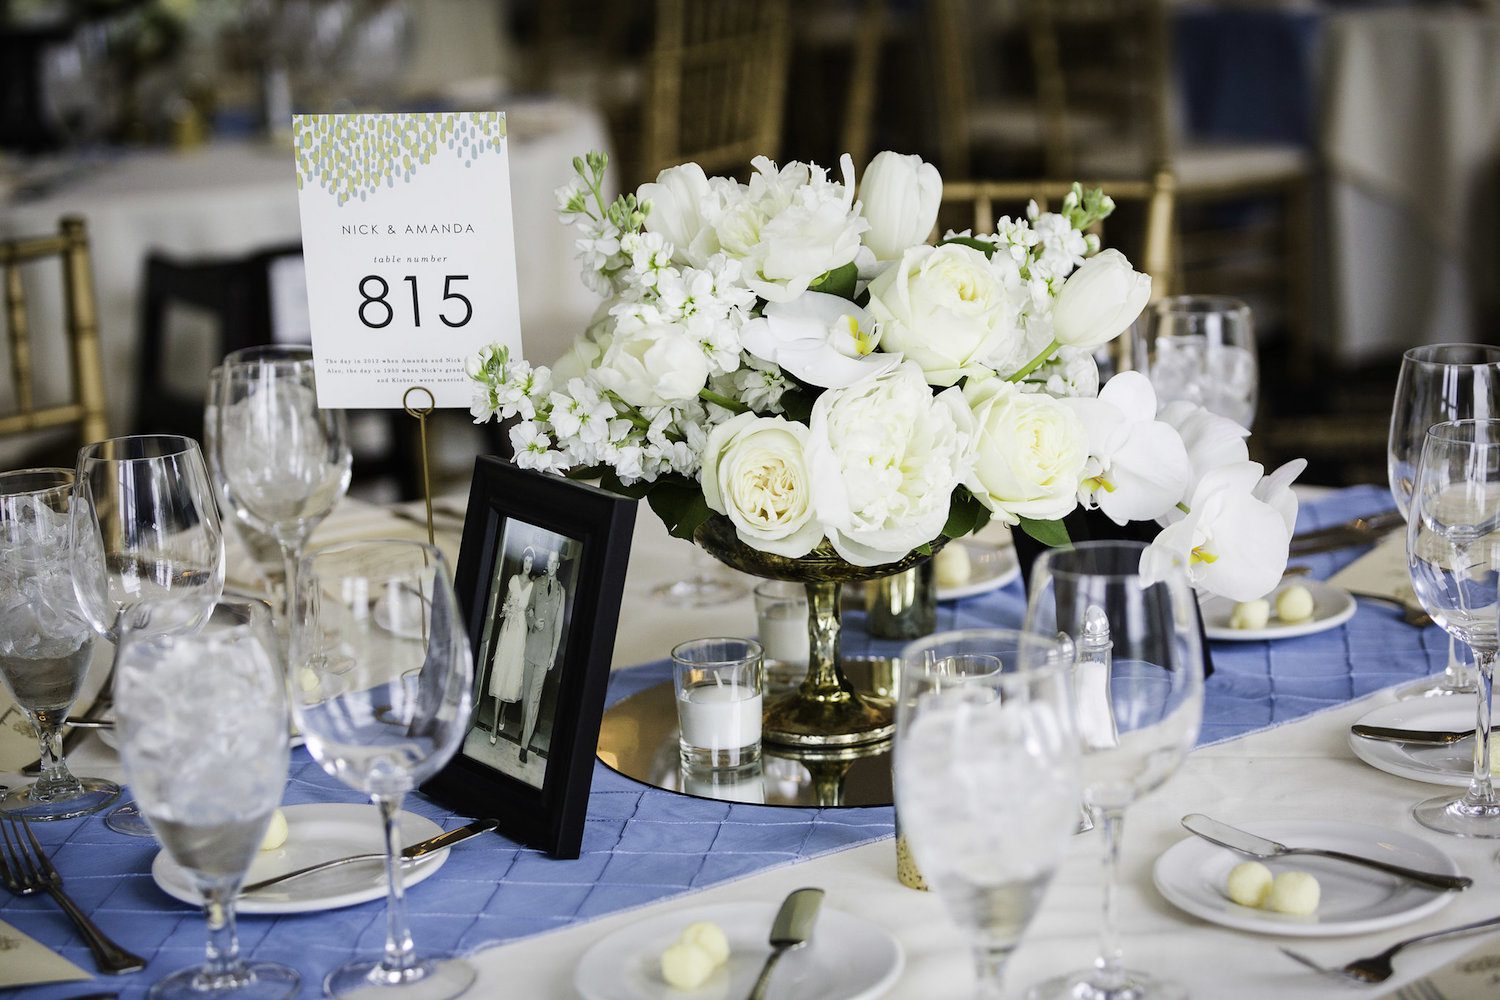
[519,550,566,763]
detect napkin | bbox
[1329,530,1415,604]
[0,918,90,987]
[1378,936,1500,999]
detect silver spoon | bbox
[747,887,824,1000]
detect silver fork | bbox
[1279,912,1500,984]
[0,815,146,974]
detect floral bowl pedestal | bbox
[694,514,940,748]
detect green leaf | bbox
[809,261,859,300]
[941,489,990,541]
[597,470,652,500]
[778,386,817,424]
[1017,516,1071,548]
[646,475,713,542]
[937,235,997,258]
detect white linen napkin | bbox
[1329,530,1414,604]
[0,918,90,987]
[1377,936,1500,999]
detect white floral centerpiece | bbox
[468,150,1301,744]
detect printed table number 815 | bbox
[358,274,472,329]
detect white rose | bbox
[865,243,1025,387]
[806,362,973,566]
[964,375,1088,524]
[701,413,823,557]
[1051,249,1152,350]
[592,322,709,408]
[858,151,942,262]
[639,163,721,267]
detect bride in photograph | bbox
[488,548,534,744]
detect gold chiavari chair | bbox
[1,217,108,466]
[940,172,1178,373]
[639,0,792,183]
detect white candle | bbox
[758,603,809,665]
[677,683,762,752]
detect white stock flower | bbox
[963,375,1088,524]
[1051,249,1152,350]
[1143,461,1298,602]
[592,321,709,408]
[1026,345,1099,398]
[807,363,973,566]
[726,358,788,413]
[639,162,721,267]
[740,291,901,388]
[858,151,942,262]
[511,422,568,473]
[701,413,823,557]
[1158,401,1251,509]
[865,243,1025,386]
[1066,372,1190,525]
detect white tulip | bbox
[1158,400,1250,508]
[865,243,1026,387]
[1067,371,1190,525]
[858,151,942,262]
[639,163,721,267]
[964,375,1089,524]
[807,362,973,566]
[1051,249,1152,350]
[739,291,901,388]
[592,321,709,409]
[701,413,824,558]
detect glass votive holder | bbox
[753,580,809,692]
[672,637,764,770]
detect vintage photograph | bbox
[461,518,583,789]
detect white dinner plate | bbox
[937,538,1021,602]
[574,901,904,1000]
[1348,701,1478,788]
[153,803,447,915]
[1153,819,1459,937]
[1200,580,1356,641]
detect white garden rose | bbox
[865,243,1025,386]
[701,413,823,558]
[639,163,721,267]
[591,321,709,408]
[806,362,973,566]
[963,375,1089,524]
[858,151,942,262]
[1051,249,1152,350]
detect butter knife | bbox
[747,888,824,1000]
[1289,510,1403,555]
[1351,724,1473,746]
[1181,814,1471,891]
[241,818,498,894]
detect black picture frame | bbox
[421,457,636,858]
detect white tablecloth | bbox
[0,97,606,457]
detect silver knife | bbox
[241,818,498,894]
[1181,814,1471,891]
[747,887,824,1000]
[1351,724,1472,746]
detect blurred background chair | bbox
[0,216,107,469]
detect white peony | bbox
[701,413,823,558]
[865,243,1026,387]
[858,151,942,262]
[806,363,973,566]
[963,375,1089,524]
[591,321,709,408]
[1067,371,1190,525]
[739,291,901,388]
[639,162,721,267]
[1051,249,1152,350]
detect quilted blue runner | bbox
[2,486,1449,995]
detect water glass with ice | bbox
[672,637,763,770]
[113,598,296,1000]
[1136,295,1257,430]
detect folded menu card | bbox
[0,918,90,988]
[1377,936,1500,999]
[1329,529,1413,603]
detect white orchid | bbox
[1067,371,1190,525]
[740,291,901,388]
[1157,401,1251,509]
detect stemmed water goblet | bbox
[1389,344,1500,696]
[894,628,1081,999]
[71,434,226,836]
[205,364,287,590]
[214,345,352,637]
[1405,419,1500,837]
[291,540,475,998]
[1023,541,1205,1000]
[1136,295,1258,430]
[114,598,297,1000]
[0,469,120,820]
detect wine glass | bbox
[205,364,287,591]
[1389,344,1500,697]
[72,434,226,836]
[214,345,352,638]
[291,540,475,998]
[0,469,120,820]
[114,598,297,1000]
[1406,419,1500,837]
[894,628,1081,998]
[1023,541,1204,1000]
[1135,295,1257,429]
[652,543,747,607]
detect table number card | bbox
[293,112,522,408]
